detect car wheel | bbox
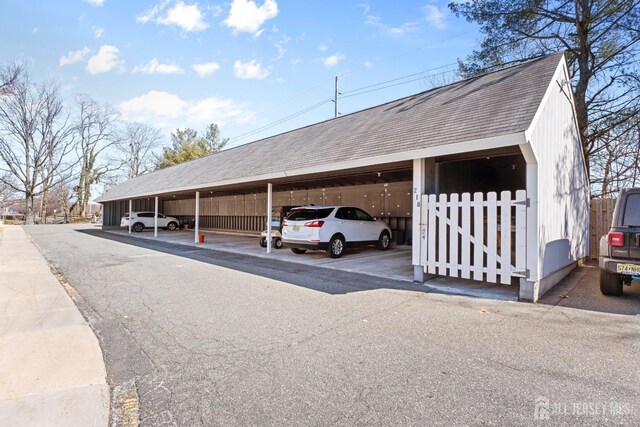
[133,222,144,233]
[600,269,623,296]
[328,235,345,258]
[259,237,267,248]
[167,222,178,231]
[291,248,307,254]
[377,231,391,250]
[275,238,283,249]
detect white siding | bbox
[526,59,590,279]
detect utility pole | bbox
[334,75,340,118]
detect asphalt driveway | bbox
[25,224,640,426]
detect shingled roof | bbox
[97,52,564,202]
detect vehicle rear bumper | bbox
[282,239,329,250]
[600,257,640,275]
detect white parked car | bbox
[282,206,392,258]
[121,212,180,232]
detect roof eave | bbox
[96,131,527,203]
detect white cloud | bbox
[137,1,208,32]
[423,5,446,29]
[187,97,255,125]
[133,58,184,74]
[86,45,124,74]
[32,27,38,33]
[365,14,419,37]
[136,0,168,23]
[159,1,208,31]
[274,35,290,60]
[59,47,91,66]
[317,43,329,52]
[322,53,345,68]
[210,5,223,17]
[192,61,221,77]
[233,60,270,79]
[94,27,104,38]
[120,91,187,120]
[364,61,373,69]
[358,3,370,14]
[84,0,104,6]
[119,90,254,127]
[224,0,278,36]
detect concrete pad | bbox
[0,272,63,299]
[0,260,52,274]
[0,383,110,427]
[0,324,106,399]
[0,291,70,318]
[0,307,85,335]
[424,276,519,302]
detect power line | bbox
[248,76,335,119]
[339,28,475,78]
[228,98,334,144]
[341,63,458,97]
[228,64,459,145]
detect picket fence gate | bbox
[420,190,527,285]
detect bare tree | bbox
[591,116,640,196]
[0,70,74,224]
[117,121,163,179]
[73,95,120,217]
[0,63,22,95]
[49,176,75,223]
[0,172,18,216]
[38,86,75,223]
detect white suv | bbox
[282,206,392,258]
[121,212,180,232]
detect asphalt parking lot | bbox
[25,224,640,426]
[104,227,519,301]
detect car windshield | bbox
[622,194,640,226]
[286,208,333,221]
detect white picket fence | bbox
[420,190,527,285]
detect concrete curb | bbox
[0,225,110,426]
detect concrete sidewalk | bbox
[0,225,109,426]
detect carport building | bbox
[97,52,590,302]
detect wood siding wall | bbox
[101,181,414,244]
[162,182,412,218]
[589,198,616,260]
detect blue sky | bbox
[0,0,480,148]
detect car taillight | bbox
[282,220,288,226]
[304,220,324,228]
[608,232,624,247]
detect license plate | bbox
[616,263,640,275]
[292,225,300,232]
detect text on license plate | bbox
[616,263,640,275]
[292,225,300,231]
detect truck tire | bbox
[600,269,623,296]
